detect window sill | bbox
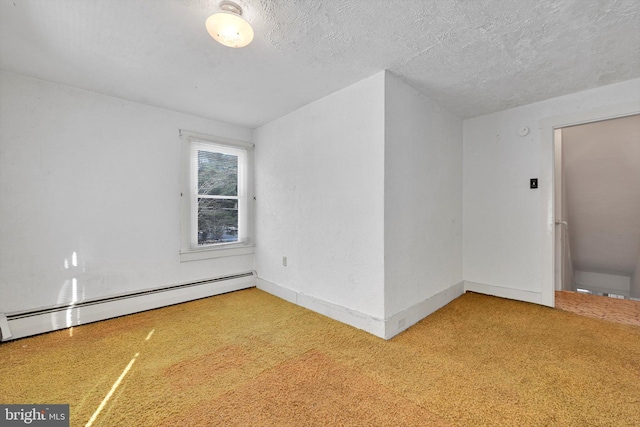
[179,244,255,262]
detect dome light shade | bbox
[206,1,254,48]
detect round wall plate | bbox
[518,126,530,136]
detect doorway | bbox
[553,114,640,324]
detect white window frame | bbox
[179,130,254,262]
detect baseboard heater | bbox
[1,272,256,342]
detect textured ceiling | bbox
[1,0,639,128]
[563,114,640,276]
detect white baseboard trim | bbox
[255,277,297,304]
[3,272,256,342]
[464,280,542,304]
[0,312,11,340]
[256,278,386,338]
[384,281,465,339]
[256,278,465,340]
[297,292,386,338]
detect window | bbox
[180,130,254,261]
[193,142,244,246]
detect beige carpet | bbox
[1,289,639,426]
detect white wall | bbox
[383,73,463,319]
[254,71,386,321]
[574,270,630,296]
[0,70,254,315]
[254,71,464,339]
[463,78,640,305]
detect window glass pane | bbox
[198,150,238,196]
[197,198,239,245]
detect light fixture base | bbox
[219,0,242,16]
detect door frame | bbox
[539,101,640,308]
[553,127,567,293]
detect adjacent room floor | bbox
[555,290,640,327]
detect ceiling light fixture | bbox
[205,1,254,48]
